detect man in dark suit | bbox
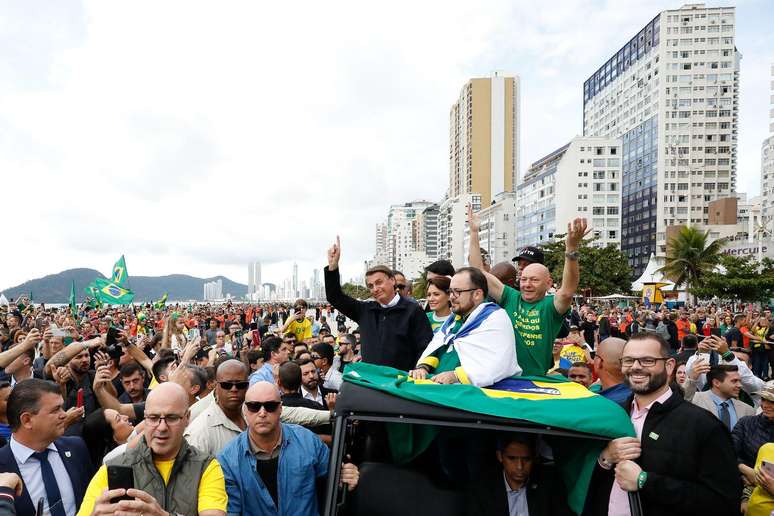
[0,379,92,516]
[466,433,572,516]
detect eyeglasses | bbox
[218,381,249,391]
[244,400,282,413]
[449,288,478,298]
[311,354,321,360]
[396,284,407,290]
[145,414,186,426]
[620,356,670,367]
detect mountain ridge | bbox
[1,268,247,303]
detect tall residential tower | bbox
[583,4,740,275]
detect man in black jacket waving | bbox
[324,236,432,372]
[589,333,740,515]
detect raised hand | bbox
[566,218,590,251]
[327,236,341,270]
[467,204,480,233]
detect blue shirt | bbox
[709,391,738,429]
[218,424,329,516]
[598,383,632,405]
[249,363,276,386]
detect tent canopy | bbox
[631,253,677,292]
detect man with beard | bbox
[332,333,358,373]
[409,267,519,387]
[589,333,740,516]
[298,358,333,408]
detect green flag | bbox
[93,277,135,305]
[343,363,635,515]
[111,255,129,287]
[69,280,77,318]
[154,293,168,310]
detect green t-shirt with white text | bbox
[499,285,567,376]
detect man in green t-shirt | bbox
[468,206,587,376]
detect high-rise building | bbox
[247,261,262,298]
[762,64,774,222]
[516,137,623,250]
[203,279,223,301]
[372,223,389,266]
[414,204,440,259]
[386,201,434,272]
[583,4,740,275]
[292,262,298,299]
[449,72,521,207]
[438,193,480,267]
[467,192,518,266]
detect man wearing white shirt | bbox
[299,359,329,408]
[311,343,343,391]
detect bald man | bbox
[591,337,631,405]
[79,382,227,516]
[469,208,588,376]
[490,262,518,289]
[218,381,359,515]
[185,360,249,456]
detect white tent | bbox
[0,293,7,306]
[631,253,677,292]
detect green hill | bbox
[1,269,247,303]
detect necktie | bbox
[31,450,66,516]
[719,401,731,430]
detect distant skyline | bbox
[2,0,772,290]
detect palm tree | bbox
[659,226,727,305]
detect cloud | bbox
[1,0,772,290]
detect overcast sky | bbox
[2,0,772,290]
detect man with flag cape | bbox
[409,267,520,387]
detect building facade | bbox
[762,63,774,222]
[386,201,434,273]
[449,72,520,207]
[516,137,622,249]
[203,279,223,301]
[437,193,480,268]
[466,192,518,266]
[583,4,740,275]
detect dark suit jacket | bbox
[0,436,93,516]
[466,463,573,516]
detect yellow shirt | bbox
[748,443,774,516]
[77,458,227,515]
[286,318,312,342]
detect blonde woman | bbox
[161,312,188,354]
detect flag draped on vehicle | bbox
[343,362,635,515]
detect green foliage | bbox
[540,235,633,296]
[341,282,370,300]
[413,271,428,299]
[659,226,726,302]
[692,255,774,302]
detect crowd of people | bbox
[0,209,771,515]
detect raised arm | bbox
[324,236,362,321]
[45,335,103,377]
[554,218,588,315]
[467,204,504,303]
[120,332,154,378]
[0,329,41,368]
[93,365,137,418]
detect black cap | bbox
[512,246,544,265]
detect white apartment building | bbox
[464,192,518,266]
[516,137,622,249]
[386,201,434,273]
[438,193,480,267]
[247,261,261,299]
[762,64,774,222]
[203,279,223,301]
[583,3,740,275]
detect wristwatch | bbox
[565,250,580,261]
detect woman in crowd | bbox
[161,312,188,354]
[751,317,772,380]
[425,276,452,334]
[733,384,774,488]
[702,315,719,337]
[82,408,135,466]
[720,314,735,336]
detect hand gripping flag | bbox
[342,362,635,515]
[93,278,134,305]
[111,255,129,287]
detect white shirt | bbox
[185,401,244,456]
[301,386,324,406]
[323,367,344,391]
[379,293,401,309]
[10,436,77,516]
[503,471,529,516]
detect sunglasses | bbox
[244,400,282,413]
[396,284,407,290]
[218,381,249,390]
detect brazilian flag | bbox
[343,363,635,515]
[69,280,77,318]
[154,293,168,310]
[111,255,129,287]
[93,278,134,305]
